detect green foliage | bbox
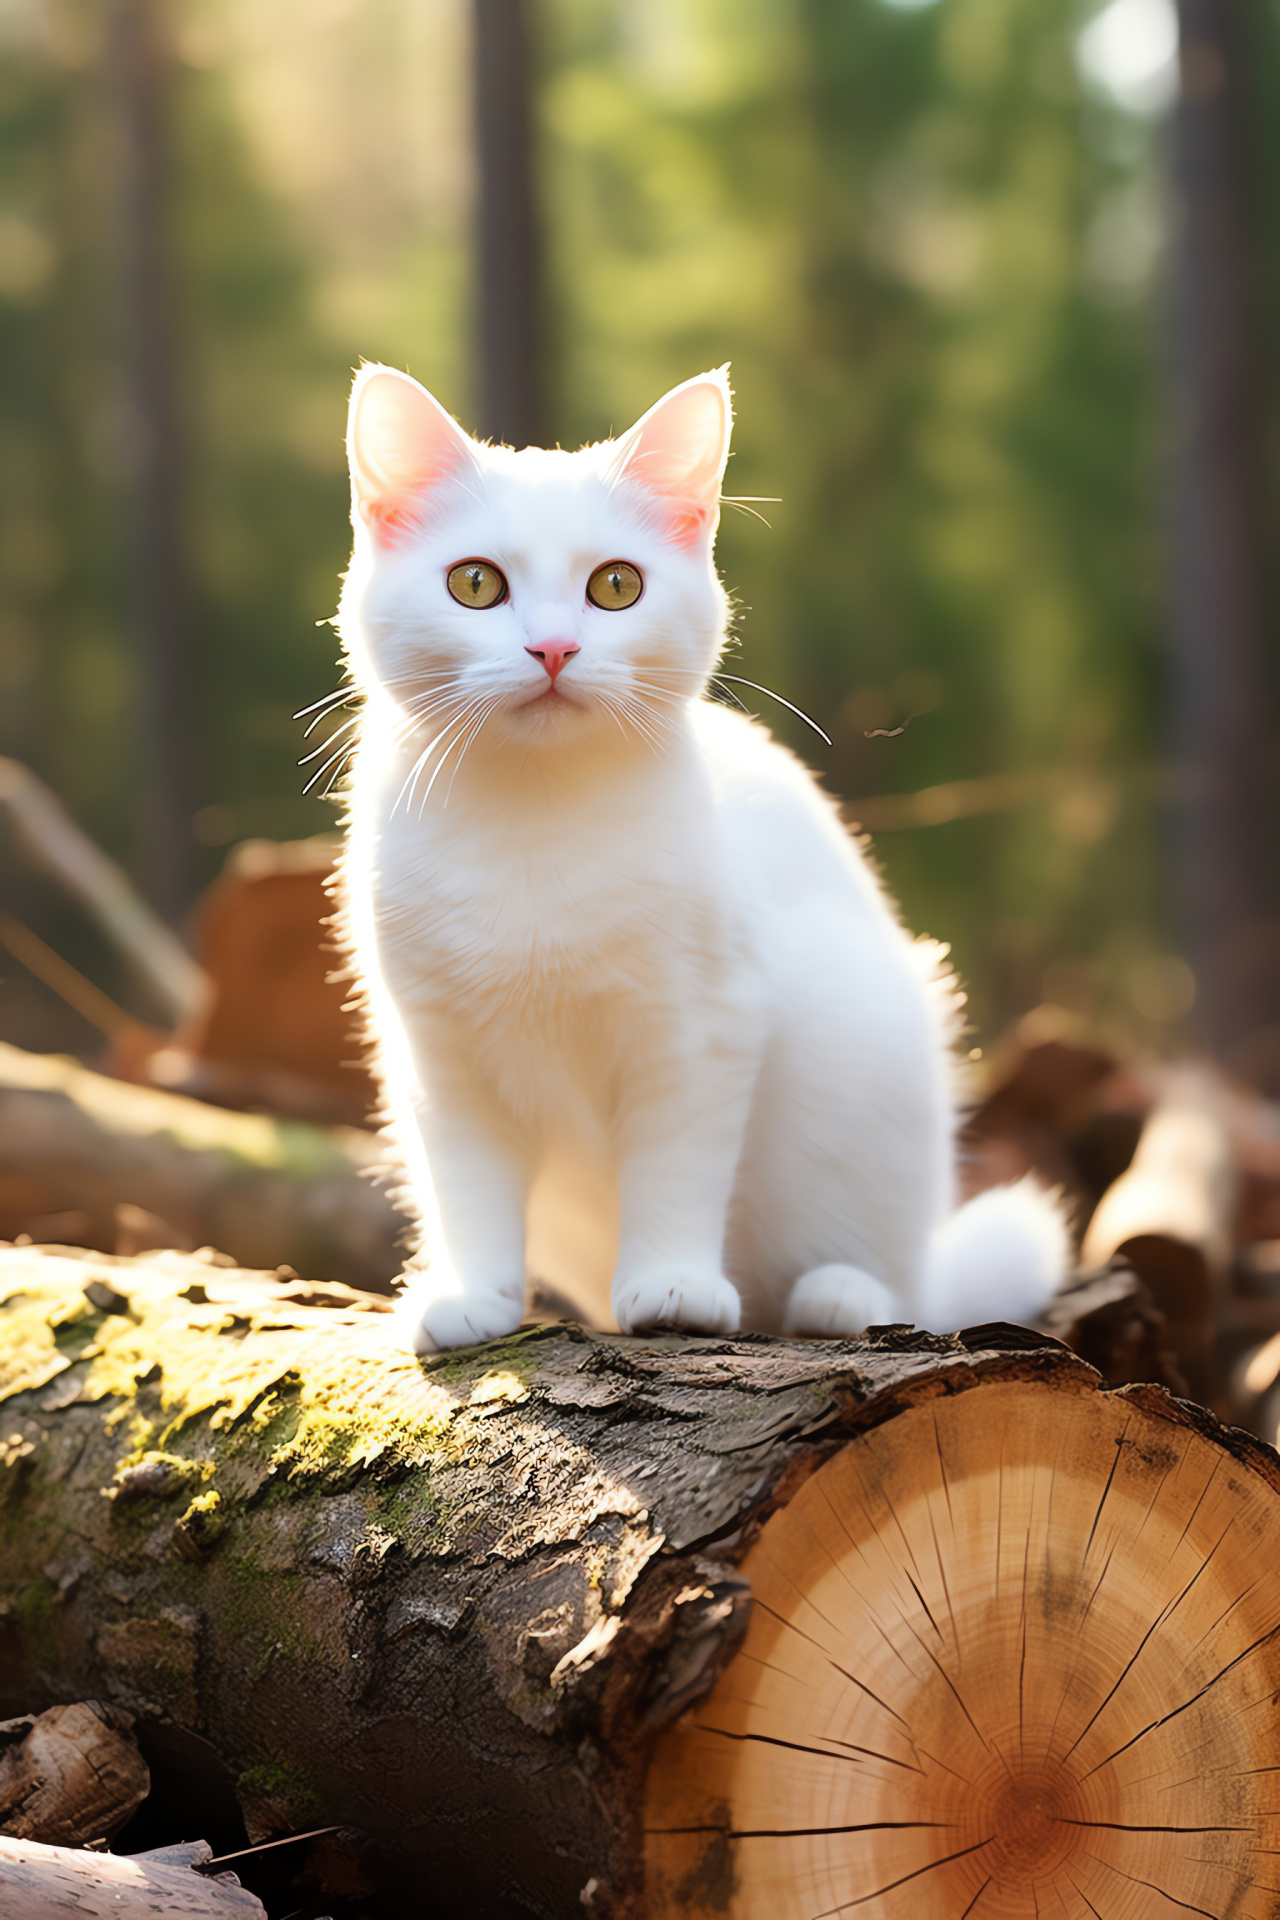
[0,0,1197,1042]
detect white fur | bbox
[333,364,1068,1352]
[916,1176,1073,1335]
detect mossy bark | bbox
[3,1245,1258,1917]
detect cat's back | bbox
[691,699,891,924]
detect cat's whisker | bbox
[628,681,693,712]
[442,695,504,808]
[596,696,634,747]
[380,682,488,765]
[711,675,832,747]
[392,680,486,743]
[419,696,498,814]
[704,681,751,714]
[626,675,686,696]
[322,754,359,798]
[393,708,471,817]
[403,678,471,697]
[394,698,470,743]
[602,692,667,760]
[299,715,361,767]
[403,693,500,817]
[302,699,360,740]
[402,727,463,817]
[719,496,778,528]
[294,686,355,724]
[302,729,365,796]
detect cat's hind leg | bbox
[614,1264,741,1336]
[610,981,764,1337]
[728,909,951,1331]
[783,1265,899,1337]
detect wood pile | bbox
[8,1003,1280,1910]
[964,1009,1280,1436]
[0,1703,265,1915]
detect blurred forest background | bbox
[0,0,1276,1065]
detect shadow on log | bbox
[4,1247,1280,1916]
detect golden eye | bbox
[586,560,643,611]
[446,560,507,609]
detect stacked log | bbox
[0,1701,264,1915]
[0,1701,148,1845]
[966,1015,1280,1428]
[0,1836,266,1918]
[6,1246,1280,1916]
[0,1041,401,1289]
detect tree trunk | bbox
[1169,0,1280,1084]
[109,0,199,918]
[5,1249,1280,1917]
[473,0,542,446]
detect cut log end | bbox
[645,1380,1280,1918]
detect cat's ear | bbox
[613,367,732,547]
[347,365,475,543]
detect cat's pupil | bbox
[466,568,483,596]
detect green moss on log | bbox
[0,1248,462,1518]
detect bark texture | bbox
[0,1700,149,1845]
[3,1247,1279,1917]
[0,1833,265,1917]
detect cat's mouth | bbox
[521,683,583,710]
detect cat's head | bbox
[338,366,732,765]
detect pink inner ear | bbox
[618,378,730,548]
[349,370,470,545]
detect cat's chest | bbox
[370,804,730,1011]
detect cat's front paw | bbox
[394,1277,524,1355]
[784,1265,899,1338]
[613,1265,741,1336]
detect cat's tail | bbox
[917,1176,1071,1334]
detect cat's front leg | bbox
[392,1054,532,1355]
[610,1013,760,1337]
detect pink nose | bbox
[526,641,580,684]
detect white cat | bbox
[332,363,1068,1354]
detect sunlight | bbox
[1077,0,1180,115]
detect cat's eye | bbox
[447,560,508,609]
[586,560,643,611]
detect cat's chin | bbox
[503,687,603,742]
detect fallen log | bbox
[5,1249,1280,1917]
[1081,1074,1237,1407]
[0,1041,402,1289]
[0,1833,265,1917]
[1036,1256,1186,1393]
[0,1700,149,1846]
